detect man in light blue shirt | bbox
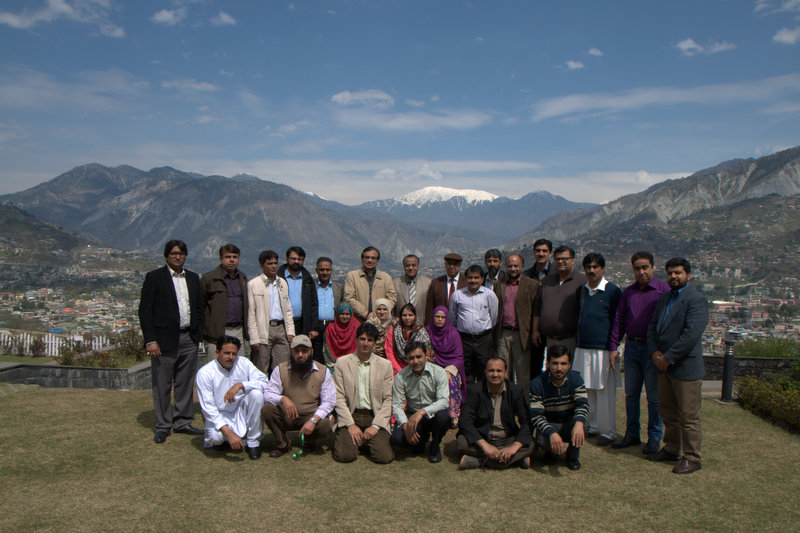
[312,256,343,362]
[391,341,451,463]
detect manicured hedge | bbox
[737,366,800,433]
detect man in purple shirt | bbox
[609,251,670,454]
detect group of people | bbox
[138,238,708,474]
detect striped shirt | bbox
[529,370,589,438]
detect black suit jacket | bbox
[457,379,532,446]
[138,265,203,352]
[278,264,319,334]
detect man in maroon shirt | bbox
[609,251,670,454]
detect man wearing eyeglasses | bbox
[532,246,586,358]
[139,239,204,444]
[343,246,397,322]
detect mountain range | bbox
[359,186,593,245]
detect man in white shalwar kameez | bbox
[573,253,622,446]
[196,335,269,459]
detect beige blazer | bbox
[393,275,432,325]
[343,269,397,322]
[332,353,394,433]
[246,275,295,346]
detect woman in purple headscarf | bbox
[426,306,466,424]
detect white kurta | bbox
[196,356,269,447]
[573,347,620,439]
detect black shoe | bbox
[246,445,262,460]
[213,442,230,451]
[612,435,642,449]
[648,447,680,462]
[428,444,442,463]
[567,458,581,470]
[174,425,203,435]
[543,451,557,465]
[153,430,168,444]
[642,439,660,455]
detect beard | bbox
[291,357,313,375]
[288,263,302,274]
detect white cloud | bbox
[331,89,395,109]
[0,0,125,37]
[210,10,236,26]
[754,0,800,14]
[372,164,443,182]
[194,115,218,124]
[151,8,187,26]
[0,67,147,112]
[675,37,736,56]
[405,99,425,108]
[474,36,485,43]
[774,26,800,44]
[565,60,585,70]
[430,95,440,102]
[588,47,604,56]
[532,73,800,122]
[333,108,492,132]
[161,79,219,92]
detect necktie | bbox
[448,278,455,306]
[409,280,416,306]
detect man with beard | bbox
[483,248,505,288]
[196,336,268,460]
[201,244,248,358]
[646,258,708,474]
[261,335,335,457]
[278,246,318,337]
[457,357,532,470]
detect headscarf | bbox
[367,298,393,356]
[323,302,360,367]
[393,305,432,364]
[426,305,466,400]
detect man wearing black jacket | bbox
[277,246,318,337]
[456,357,533,469]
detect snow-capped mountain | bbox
[359,187,594,245]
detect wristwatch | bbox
[310,416,319,425]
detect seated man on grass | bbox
[390,340,450,463]
[456,357,533,470]
[261,335,335,457]
[196,335,269,460]
[529,344,589,470]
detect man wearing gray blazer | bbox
[646,257,708,474]
[331,322,394,464]
[393,254,432,325]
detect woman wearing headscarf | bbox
[385,303,432,375]
[323,302,361,371]
[366,298,393,358]
[426,305,466,423]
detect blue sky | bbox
[1,0,798,204]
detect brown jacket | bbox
[332,353,394,433]
[343,268,397,322]
[200,266,248,343]
[425,274,466,325]
[493,275,539,351]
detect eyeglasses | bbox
[554,256,574,262]
[362,256,378,261]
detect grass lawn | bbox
[0,356,56,365]
[0,385,797,532]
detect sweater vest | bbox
[278,362,325,415]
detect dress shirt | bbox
[264,276,284,321]
[392,362,449,425]
[285,271,303,317]
[316,281,335,322]
[170,268,191,328]
[501,279,520,328]
[660,286,686,331]
[449,286,499,334]
[222,270,244,325]
[608,277,670,350]
[355,359,372,410]
[196,356,269,431]
[585,277,609,296]
[263,361,336,420]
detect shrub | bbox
[735,337,800,359]
[737,367,800,433]
[112,329,145,361]
[29,336,46,357]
